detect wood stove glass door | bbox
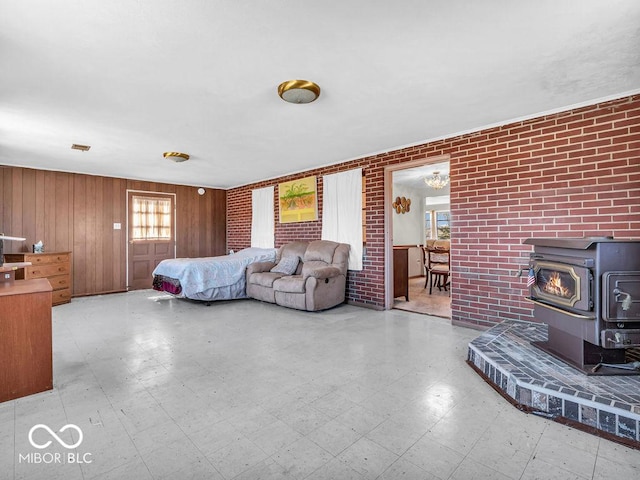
[532,262,591,312]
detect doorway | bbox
[384,156,452,317]
[126,190,176,290]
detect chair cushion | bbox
[304,240,338,264]
[430,264,450,273]
[430,253,449,264]
[249,272,286,288]
[270,256,299,275]
[273,275,306,293]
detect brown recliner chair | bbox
[246,240,350,311]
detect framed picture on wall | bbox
[278,176,318,223]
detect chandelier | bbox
[423,171,450,189]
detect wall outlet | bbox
[113,223,121,230]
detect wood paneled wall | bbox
[0,167,226,296]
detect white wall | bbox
[392,183,424,246]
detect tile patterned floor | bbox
[1,291,639,479]
[467,320,640,445]
[393,276,452,318]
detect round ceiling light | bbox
[277,79,321,104]
[163,152,190,162]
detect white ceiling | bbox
[393,161,450,195]
[2,1,639,190]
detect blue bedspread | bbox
[152,247,276,298]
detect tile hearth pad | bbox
[468,320,640,446]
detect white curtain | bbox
[251,186,275,248]
[322,168,363,270]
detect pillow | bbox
[270,256,299,275]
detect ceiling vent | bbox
[71,144,91,151]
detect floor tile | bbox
[377,458,439,480]
[449,456,514,480]
[248,419,303,456]
[593,452,640,479]
[333,404,386,436]
[304,457,365,480]
[365,418,425,456]
[531,435,597,479]
[309,391,359,419]
[207,436,268,479]
[276,404,332,435]
[403,435,465,479]
[520,457,589,480]
[272,437,333,479]
[233,457,297,480]
[336,437,398,479]
[306,419,362,456]
[92,457,153,480]
[139,438,207,479]
[186,420,243,458]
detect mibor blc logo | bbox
[29,424,83,449]
[19,424,92,465]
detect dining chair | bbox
[425,244,450,294]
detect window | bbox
[436,211,451,239]
[425,213,432,240]
[425,210,450,240]
[131,195,173,240]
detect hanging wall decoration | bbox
[392,196,411,214]
[278,176,318,223]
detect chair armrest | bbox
[246,261,276,275]
[304,265,342,279]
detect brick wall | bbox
[227,94,640,328]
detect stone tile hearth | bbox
[468,320,640,447]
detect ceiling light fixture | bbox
[423,171,450,190]
[277,79,321,104]
[163,152,190,162]
[71,144,91,151]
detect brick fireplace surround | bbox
[227,94,640,328]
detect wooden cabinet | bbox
[4,252,72,306]
[393,246,409,301]
[0,278,53,403]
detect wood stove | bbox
[523,237,640,375]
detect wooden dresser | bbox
[4,252,72,306]
[393,246,409,301]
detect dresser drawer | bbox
[22,253,71,265]
[47,274,71,291]
[52,288,71,306]
[26,263,71,279]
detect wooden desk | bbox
[0,278,53,403]
[0,262,31,286]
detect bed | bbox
[152,247,277,301]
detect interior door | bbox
[127,191,175,290]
